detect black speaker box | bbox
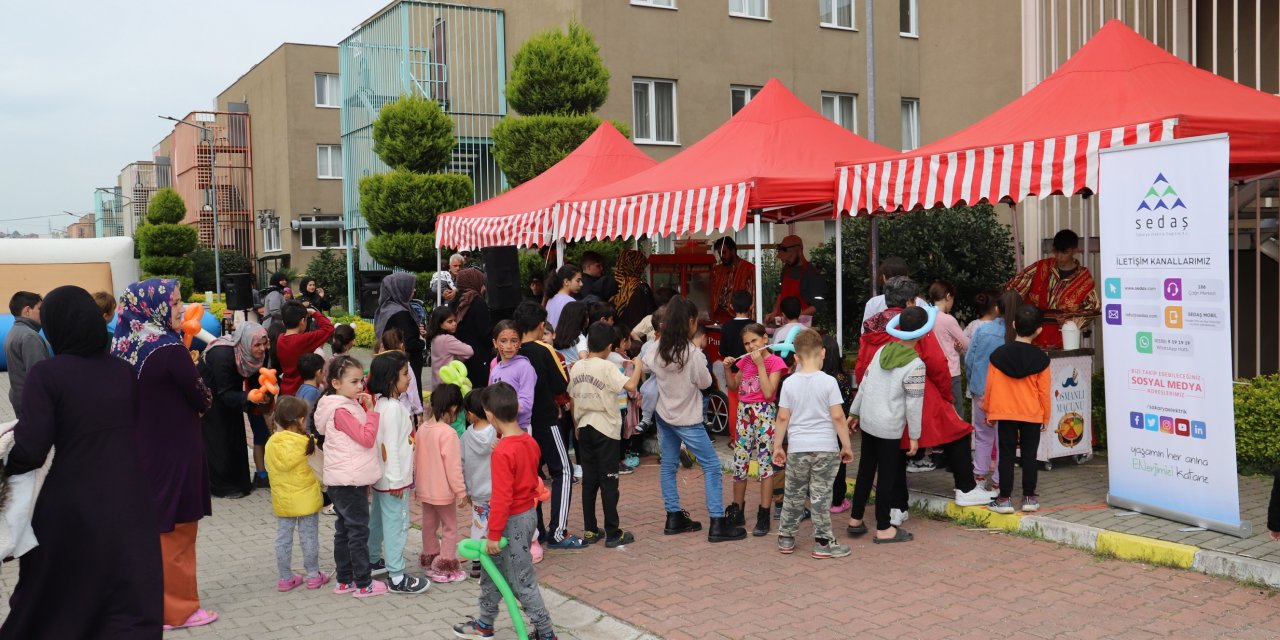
[222,272,255,310]
[482,245,522,310]
[358,270,391,319]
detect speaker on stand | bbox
[358,270,391,319]
[223,273,255,311]
[482,245,522,312]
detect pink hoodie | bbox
[414,421,466,506]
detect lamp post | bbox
[159,115,222,296]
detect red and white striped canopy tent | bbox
[435,122,656,250]
[560,78,895,240]
[836,20,1280,216]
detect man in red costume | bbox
[1006,229,1099,349]
[708,236,756,325]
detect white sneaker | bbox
[889,508,909,526]
[573,464,583,479]
[955,487,992,507]
[906,460,936,473]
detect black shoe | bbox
[752,506,771,537]
[725,503,745,528]
[707,516,747,543]
[605,530,635,548]
[679,447,695,469]
[254,473,270,489]
[469,560,481,579]
[663,510,702,535]
[369,559,387,577]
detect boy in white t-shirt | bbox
[771,328,853,559]
[569,321,644,547]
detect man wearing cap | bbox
[709,237,755,324]
[766,234,825,326]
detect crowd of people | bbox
[0,229,1120,639]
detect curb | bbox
[907,489,1280,588]
[541,584,662,640]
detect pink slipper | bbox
[306,570,331,590]
[530,540,544,564]
[162,608,218,630]
[277,575,303,592]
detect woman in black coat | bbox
[197,322,271,498]
[450,267,492,390]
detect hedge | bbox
[138,224,198,257]
[358,170,473,235]
[372,95,456,173]
[141,256,193,277]
[1234,374,1280,475]
[506,21,609,116]
[491,114,628,187]
[191,248,253,293]
[146,188,187,225]
[363,232,438,273]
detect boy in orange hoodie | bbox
[984,304,1052,514]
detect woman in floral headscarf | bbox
[112,278,219,630]
[198,319,271,499]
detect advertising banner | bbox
[1098,134,1249,536]
[1037,355,1093,463]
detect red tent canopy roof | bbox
[436,121,656,249]
[559,78,895,241]
[837,21,1280,214]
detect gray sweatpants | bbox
[778,451,840,541]
[276,513,320,581]
[479,507,553,637]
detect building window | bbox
[315,73,339,107]
[729,0,767,19]
[821,92,857,132]
[262,225,281,253]
[300,215,346,250]
[899,0,918,37]
[632,0,675,7]
[632,78,678,144]
[317,145,342,179]
[730,85,762,116]
[820,0,854,29]
[901,99,921,151]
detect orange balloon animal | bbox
[181,303,217,348]
[247,368,279,403]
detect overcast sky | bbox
[0,0,387,233]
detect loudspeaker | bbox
[358,270,391,319]
[482,245,522,310]
[223,273,255,310]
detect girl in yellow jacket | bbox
[266,396,330,592]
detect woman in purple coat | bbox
[112,279,218,630]
[1,286,163,639]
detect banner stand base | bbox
[1108,494,1253,538]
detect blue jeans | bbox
[656,416,725,517]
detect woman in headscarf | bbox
[198,320,271,499]
[374,271,426,398]
[260,271,288,330]
[449,267,492,390]
[297,276,331,315]
[112,279,218,631]
[606,249,655,333]
[0,286,164,639]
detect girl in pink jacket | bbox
[428,307,474,388]
[414,382,468,583]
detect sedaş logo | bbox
[1135,173,1189,232]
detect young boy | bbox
[609,326,642,472]
[454,382,558,640]
[4,291,49,420]
[771,329,854,558]
[295,353,326,436]
[569,322,643,548]
[460,390,496,579]
[847,306,929,543]
[771,296,805,345]
[984,304,1052,514]
[92,291,117,324]
[276,300,334,397]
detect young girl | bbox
[928,280,970,419]
[427,306,474,388]
[612,326,642,471]
[965,289,1001,339]
[265,396,329,592]
[379,327,424,421]
[459,389,496,579]
[488,320,536,433]
[722,323,787,537]
[415,382,468,583]
[822,334,854,514]
[552,300,591,368]
[326,324,356,378]
[313,355,386,597]
[964,290,1023,493]
[366,351,429,594]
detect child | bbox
[278,301,335,397]
[5,291,49,420]
[770,296,805,345]
[92,290,117,324]
[365,351,430,594]
[611,325,642,471]
[847,307,928,543]
[570,322,643,547]
[984,304,1051,514]
[965,290,1022,493]
[552,300,591,368]
[427,306,473,389]
[588,300,616,326]
[634,304,666,434]
[965,289,1001,339]
[415,382,469,583]
[295,353,326,437]
[327,324,356,377]
[927,280,970,419]
[460,389,496,579]
[771,329,854,558]
[265,396,330,592]
[722,323,787,537]
[313,355,387,597]
[379,327,424,421]
[629,286,675,344]
[452,382,558,640]
[545,264,583,330]
[488,320,536,432]
[821,334,854,514]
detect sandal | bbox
[163,608,218,630]
[872,528,914,544]
[846,522,868,536]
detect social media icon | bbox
[1129,411,1144,429]
[1191,421,1207,439]
[1135,332,1153,354]
[1105,278,1123,299]
[1159,416,1175,434]
[1175,418,1190,437]
[1164,306,1183,329]
[1105,304,1123,325]
[1144,414,1159,431]
[1164,278,1183,301]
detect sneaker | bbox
[388,575,430,594]
[777,535,796,554]
[333,581,357,595]
[829,499,852,514]
[617,462,635,475]
[772,503,782,520]
[605,530,635,548]
[306,571,331,590]
[679,446,695,469]
[322,504,336,516]
[369,559,387,576]
[624,453,641,469]
[800,507,812,522]
[906,460,936,473]
[582,530,604,545]
[538,634,559,640]
[811,541,852,559]
[988,497,1016,514]
[469,560,482,579]
[956,486,994,507]
[573,464,583,479]
[531,540,544,564]
[354,580,389,598]
[889,508,909,526]
[452,617,495,639]
[276,574,303,592]
[547,534,586,550]
[635,419,653,435]
[1022,496,1040,512]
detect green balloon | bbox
[457,537,528,640]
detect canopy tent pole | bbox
[554,216,564,269]
[753,209,764,323]
[835,217,844,352]
[436,247,443,308]
[1010,202,1024,271]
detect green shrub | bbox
[352,319,376,349]
[364,232,438,273]
[564,240,630,270]
[507,21,610,116]
[1092,372,1108,450]
[492,115,628,187]
[372,95,456,173]
[141,255,193,277]
[519,250,549,291]
[146,188,187,225]
[138,224,198,257]
[416,272,435,301]
[1234,374,1280,475]
[190,248,253,293]
[359,171,472,235]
